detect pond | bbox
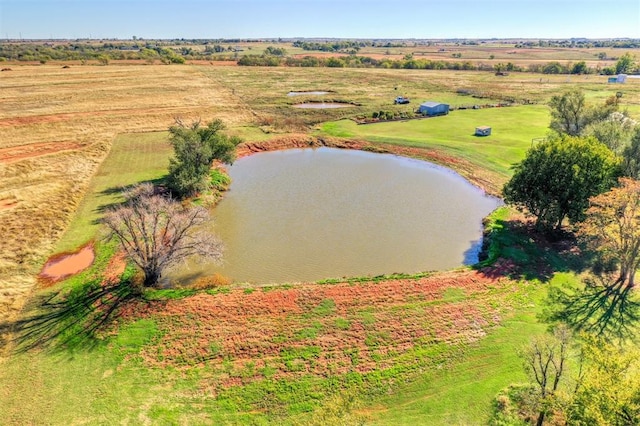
[287,91,330,96]
[293,103,352,109]
[168,148,501,285]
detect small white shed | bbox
[475,126,491,136]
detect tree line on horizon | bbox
[2,41,638,76]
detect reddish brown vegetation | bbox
[236,134,372,159]
[116,268,516,391]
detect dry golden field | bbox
[0,64,253,324]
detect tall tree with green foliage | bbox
[615,53,636,74]
[167,119,241,198]
[623,128,640,179]
[548,90,617,137]
[568,336,640,425]
[584,111,637,155]
[492,334,640,425]
[503,135,619,230]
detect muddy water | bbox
[287,91,329,96]
[169,148,501,285]
[293,103,352,109]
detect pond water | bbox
[293,103,352,109]
[287,91,330,96]
[168,148,501,285]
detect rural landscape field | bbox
[2,33,640,425]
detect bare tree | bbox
[103,183,223,288]
[521,326,571,426]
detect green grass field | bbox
[54,131,172,253]
[320,105,550,180]
[1,110,559,424]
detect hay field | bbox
[0,64,252,322]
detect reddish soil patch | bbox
[0,141,84,163]
[103,251,127,284]
[39,243,95,285]
[237,134,370,159]
[0,197,18,210]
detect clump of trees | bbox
[167,118,242,198]
[263,46,287,56]
[103,118,240,289]
[503,134,619,231]
[548,90,618,136]
[103,183,223,288]
[503,89,640,232]
[492,330,640,425]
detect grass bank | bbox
[319,105,550,187]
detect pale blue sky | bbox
[1,0,639,40]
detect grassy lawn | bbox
[0,257,549,424]
[54,131,172,253]
[366,295,545,425]
[319,105,550,180]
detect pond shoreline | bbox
[237,134,501,197]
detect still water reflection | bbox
[169,148,501,285]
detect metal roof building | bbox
[418,101,449,116]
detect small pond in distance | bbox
[293,103,352,109]
[287,91,330,96]
[168,148,501,285]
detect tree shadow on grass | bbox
[1,277,139,354]
[91,177,168,223]
[544,275,640,339]
[476,217,592,283]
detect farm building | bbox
[475,126,491,136]
[418,101,449,116]
[608,74,628,84]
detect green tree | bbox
[549,90,617,137]
[548,90,589,136]
[623,128,640,179]
[568,336,640,425]
[615,53,636,74]
[264,46,287,56]
[503,135,619,230]
[167,119,241,198]
[571,61,589,74]
[584,111,637,155]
